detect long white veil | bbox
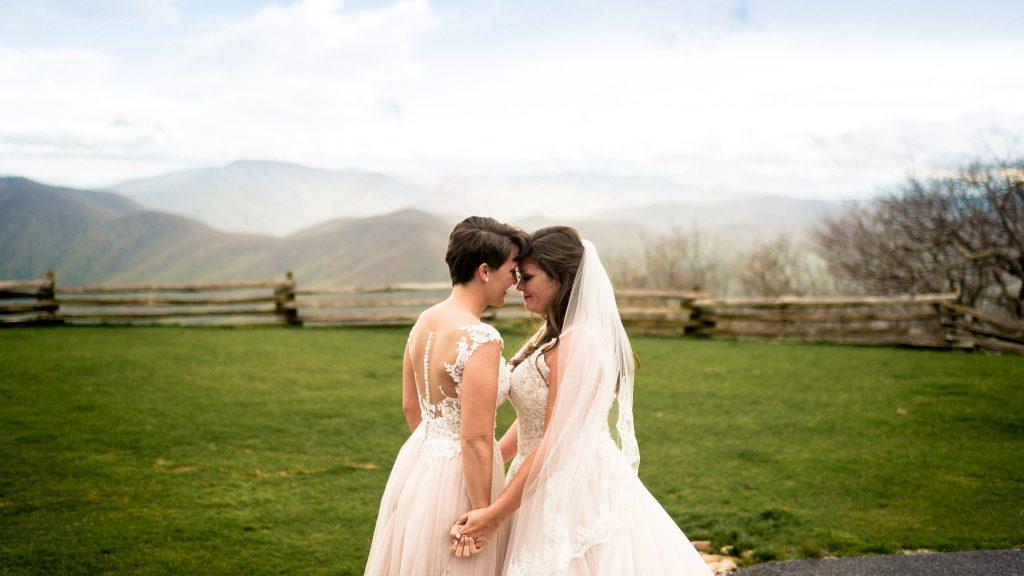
[504,240,639,576]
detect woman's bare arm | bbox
[451,346,559,546]
[401,339,421,432]
[498,419,519,464]
[459,341,501,509]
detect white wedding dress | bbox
[502,242,713,576]
[364,323,510,576]
[506,338,556,482]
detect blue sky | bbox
[1,0,1022,200]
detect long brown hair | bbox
[510,226,584,366]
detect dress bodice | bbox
[410,323,506,459]
[506,338,556,479]
[367,321,511,576]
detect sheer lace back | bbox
[365,319,512,576]
[407,322,504,458]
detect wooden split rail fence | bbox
[3,272,1022,354]
[692,293,959,347]
[938,302,1024,355]
[0,272,299,326]
[690,293,1024,354]
[0,272,702,332]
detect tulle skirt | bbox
[364,422,507,576]
[504,438,711,576]
[563,482,711,575]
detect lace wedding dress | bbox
[506,339,555,482]
[364,323,510,576]
[502,242,713,576]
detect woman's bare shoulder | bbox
[415,302,477,331]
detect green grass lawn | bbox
[1,327,1022,575]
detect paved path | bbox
[732,549,1023,576]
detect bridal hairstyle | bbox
[445,216,529,285]
[511,225,639,375]
[510,226,585,366]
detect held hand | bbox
[449,520,470,557]
[449,507,499,555]
[449,534,481,557]
[450,516,483,557]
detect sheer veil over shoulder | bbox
[503,240,711,576]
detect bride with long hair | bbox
[451,226,712,576]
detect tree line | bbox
[609,158,1023,320]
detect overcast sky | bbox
[1,0,1022,200]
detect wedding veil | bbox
[504,240,640,576]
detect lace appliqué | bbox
[416,324,502,460]
[410,421,460,460]
[506,516,624,575]
[497,359,512,407]
[507,338,555,479]
[443,324,502,383]
[506,442,629,576]
[506,500,624,576]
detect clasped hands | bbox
[449,507,498,558]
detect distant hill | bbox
[410,172,707,223]
[2,171,843,288]
[595,195,841,250]
[270,209,452,286]
[106,160,839,248]
[111,161,669,236]
[513,215,650,259]
[0,177,450,286]
[1,177,143,281]
[108,160,428,237]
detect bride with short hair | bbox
[364,216,526,576]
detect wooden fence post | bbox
[688,301,714,335]
[275,271,301,326]
[37,270,60,324]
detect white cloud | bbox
[0,0,437,184]
[136,0,436,164]
[0,0,180,23]
[0,46,174,160]
[0,46,115,84]
[383,30,1022,197]
[0,0,1021,199]
[89,0,180,21]
[182,0,431,76]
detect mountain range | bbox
[1,176,450,285]
[110,161,429,237]
[2,160,843,286]
[106,160,840,242]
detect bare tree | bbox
[813,159,1023,318]
[643,227,719,291]
[953,162,1024,317]
[605,251,648,289]
[606,227,722,292]
[738,234,834,297]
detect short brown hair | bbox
[445,217,528,285]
